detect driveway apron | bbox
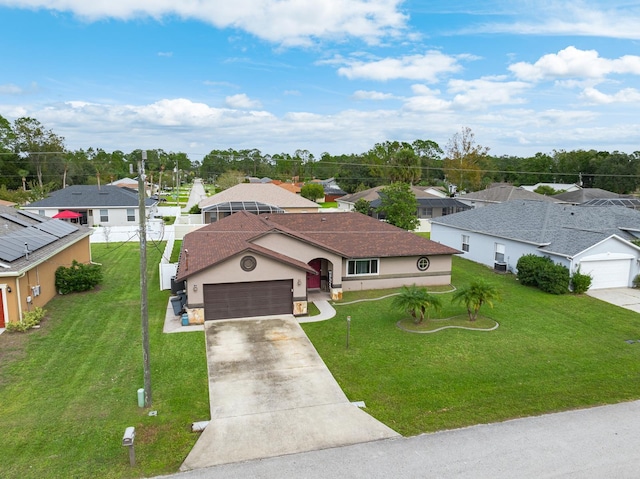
[587,288,640,313]
[180,316,399,471]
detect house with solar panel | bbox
[0,206,93,329]
[21,185,158,227]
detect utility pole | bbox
[138,150,152,407]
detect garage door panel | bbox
[580,259,631,290]
[204,280,293,320]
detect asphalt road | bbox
[159,399,640,479]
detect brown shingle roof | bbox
[176,210,460,280]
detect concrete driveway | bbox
[587,288,640,313]
[180,316,398,471]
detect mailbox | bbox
[122,426,135,446]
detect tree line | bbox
[2,115,640,204]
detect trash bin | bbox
[170,296,183,315]
[181,313,189,326]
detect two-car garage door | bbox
[203,280,293,321]
[579,255,633,290]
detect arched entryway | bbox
[306,258,334,291]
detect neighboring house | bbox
[456,184,563,208]
[22,185,158,227]
[309,177,347,202]
[337,185,470,232]
[520,183,580,193]
[199,183,319,223]
[552,187,630,205]
[175,210,460,321]
[0,206,93,327]
[108,177,139,189]
[431,200,640,290]
[0,199,17,207]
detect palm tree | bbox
[452,279,501,321]
[392,284,442,324]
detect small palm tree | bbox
[452,279,501,321]
[392,284,442,324]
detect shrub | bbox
[517,254,570,294]
[6,306,46,332]
[188,204,201,214]
[55,260,103,294]
[537,262,570,295]
[571,268,593,294]
[633,274,640,289]
[516,254,552,287]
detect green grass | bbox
[302,257,640,436]
[0,243,209,479]
[320,202,338,208]
[4,251,640,477]
[170,240,182,263]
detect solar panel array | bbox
[0,216,79,263]
[17,210,47,222]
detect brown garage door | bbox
[203,280,293,321]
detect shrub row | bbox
[516,254,592,294]
[55,260,103,295]
[6,306,46,332]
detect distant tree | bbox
[353,198,371,215]
[452,279,501,321]
[216,169,245,190]
[13,117,65,189]
[376,182,419,230]
[392,284,442,324]
[443,127,489,192]
[300,183,325,201]
[534,185,562,196]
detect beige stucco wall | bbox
[253,232,343,278]
[185,252,307,306]
[341,255,452,292]
[1,236,91,324]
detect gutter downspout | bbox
[15,271,25,322]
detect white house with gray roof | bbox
[431,200,640,290]
[22,185,158,227]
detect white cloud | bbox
[580,87,640,104]
[352,90,396,100]
[509,46,640,82]
[0,0,407,46]
[448,77,531,109]
[157,51,173,57]
[224,93,262,109]
[337,51,469,82]
[0,83,24,94]
[403,85,450,112]
[472,1,640,40]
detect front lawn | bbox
[0,243,209,479]
[302,257,640,435]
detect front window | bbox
[347,258,379,276]
[127,208,135,222]
[495,243,505,263]
[462,235,470,252]
[99,209,109,223]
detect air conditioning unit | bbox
[494,262,507,272]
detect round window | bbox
[417,257,430,271]
[240,255,257,272]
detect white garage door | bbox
[579,258,632,289]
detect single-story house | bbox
[0,206,93,327]
[175,210,460,321]
[456,184,563,208]
[431,200,640,290]
[337,185,470,232]
[198,183,319,223]
[22,185,158,227]
[309,177,347,202]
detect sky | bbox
[1,0,640,162]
